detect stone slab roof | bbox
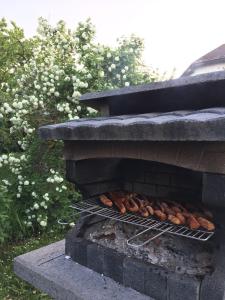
[39,107,225,141]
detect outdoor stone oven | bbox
[39,71,225,300]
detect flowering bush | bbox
[0,17,160,242]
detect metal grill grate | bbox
[70,198,214,242]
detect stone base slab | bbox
[14,240,151,300]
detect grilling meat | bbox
[161,202,175,215]
[99,192,215,231]
[176,212,186,225]
[197,217,215,231]
[168,214,181,225]
[99,195,113,207]
[171,206,182,214]
[146,205,154,215]
[139,206,149,217]
[113,198,126,214]
[125,198,139,213]
[187,215,200,230]
[154,210,167,221]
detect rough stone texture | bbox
[203,173,225,207]
[200,216,225,300]
[66,158,202,199]
[79,71,225,116]
[66,230,209,300]
[87,243,104,274]
[14,240,151,300]
[39,107,225,141]
[123,257,146,294]
[103,248,124,284]
[64,141,225,175]
[167,273,200,300]
[144,265,167,300]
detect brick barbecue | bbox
[39,71,225,300]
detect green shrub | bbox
[0,17,160,242]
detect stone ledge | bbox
[14,240,151,300]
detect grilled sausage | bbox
[125,198,139,213]
[197,217,215,231]
[171,206,182,214]
[168,214,181,225]
[176,212,186,225]
[154,210,167,221]
[113,199,126,214]
[187,215,200,230]
[139,207,149,217]
[203,209,213,220]
[99,195,113,207]
[146,205,154,216]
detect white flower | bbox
[40,220,47,227]
[111,64,116,69]
[81,32,87,39]
[98,71,104,78]
[54,91,60,97]
[33,203,39,210]
[87,107,97,114]
[9,68,15,74]
[125,82,130,87]
[17,193,21,198]
[24,180,29,185]
[115,56,119,61]
[27,128,34,133]
[107,52,112,58]
[72,91,81,99]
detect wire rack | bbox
[69,197,214,245]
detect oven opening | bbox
[66,158,215,277]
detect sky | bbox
[1,0,225,77]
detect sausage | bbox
[135,198,145,209]
[171,206,182,214]
[166,200,188,213]
[125,198,139,213]
[154,210,167,221]
[176,212,186,225]
[139,207,149,217]
[99,195,113,207]
[197,217,215,231]
[146,205,154,215]
[168,214,181,225]
[187,215,200,230]
[113,199,126,214]
[203,209,213,220]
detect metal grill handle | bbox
[127,225,173,248]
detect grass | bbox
[0,227,66,300]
